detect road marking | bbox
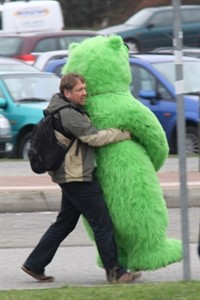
[1,182,199,191]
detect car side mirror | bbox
[139,90,157,105]
[0,98,7,108]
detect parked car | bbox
[33,50,69,71]
[43,54,200,154]
[0,57,40,73]
[0,72,60,158]
[129,54,200,154]
[0,114,13,158]
[43,57,66,77]
[0,30,101,64]
[151,47,200,59]
[98,5,200,52]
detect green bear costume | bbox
[62,35,182,271]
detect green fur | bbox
[63,35,182,270]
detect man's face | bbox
[64,79,87,106]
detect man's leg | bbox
[60,179,138,282]
[22,189,80,277]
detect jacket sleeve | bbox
[60,107,131,147]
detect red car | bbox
[0,30,101,64]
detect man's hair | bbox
[59,73,85,94]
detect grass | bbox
[1,281,200,300]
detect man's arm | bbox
[60,108,131,146]
[79,128,131,146]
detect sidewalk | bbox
[0,158,200,290]
[1,157,200,212]
[0,209,200,290]
[1,243,199,290]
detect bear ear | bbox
[68,42,80,51]
[107,35,123,50]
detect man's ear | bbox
[63,89,69,98]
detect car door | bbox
[129,62,177,142]
[140,10,174,50]
[181,8,200,47]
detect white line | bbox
[0,182,199,191]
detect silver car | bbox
[0,114,13,158]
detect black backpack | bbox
[28,105,75,174]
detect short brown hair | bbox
[59,73,85,94]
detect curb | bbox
[1,185,199,213]
[2,157,200,213]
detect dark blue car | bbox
[44,54,200,154]
[98,6,200,52]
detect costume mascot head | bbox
[62,35,182,271]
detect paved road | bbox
[1,209,199,249]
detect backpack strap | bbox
[44,102,86,140]
[43,104,70,117]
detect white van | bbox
[0,0,64,34]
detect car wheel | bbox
[186,126,199,154]
[124,39,140,52]
[19,132,31,160]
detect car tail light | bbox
[14,54,36,65]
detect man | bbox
[21,73,141,284]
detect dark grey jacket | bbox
[46,93,130,183]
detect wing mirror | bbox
[0,98,7,108]
[139,90,157,105]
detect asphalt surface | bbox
[0,157,200,290]
[0,209,200,290]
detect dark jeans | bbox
[24,178,125,275]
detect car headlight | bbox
[0,114,12,136]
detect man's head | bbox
[60,73,87,106]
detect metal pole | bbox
[172,0,190,280]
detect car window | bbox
[3,74,59,101]
[33,38,58,52]
[130,65,156,94]
[153,61,200,93]
[182,8,200,23]
[149,11,173,27]
[0,83,4,98]
[3,77,25,99]
[0,37,22,56]
[54,64,64,77]
[125,9,153,26]
[59,35,97,50]
[130,64,172,100]
[33,35,96,52]
[0,12,2,30]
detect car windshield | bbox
[2,74,60,101]
[125,9,153,26]
[153,61,200,93]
